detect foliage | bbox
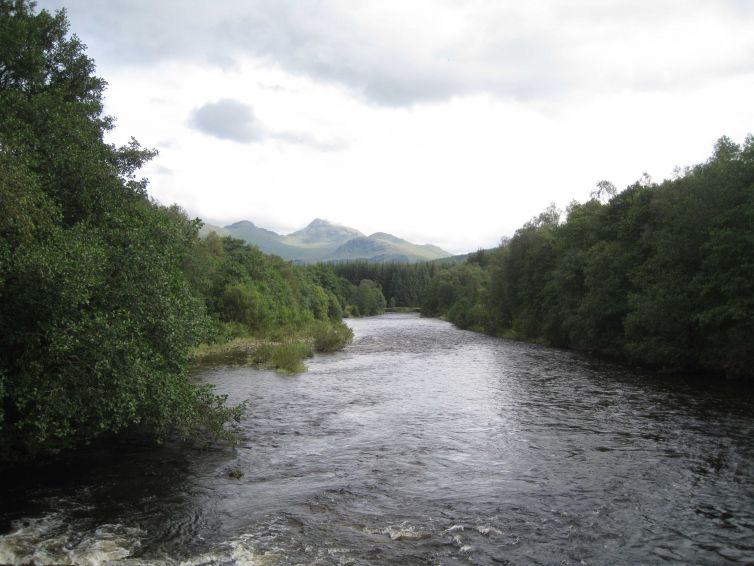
[349,279,387,316]
[250,342,313,374]
[424,136,754,379]
[312,320,354,352]
[270,342,313,373]
[308,263,389,317]
[185,234,356,372]
[185,233,347,334]
[328,261,434,307]
[419,248,502,332]
[0,1,244,458]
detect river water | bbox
[1,313,753,565]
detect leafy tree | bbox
[591,180,617,202]
[350,279,387,316]
[328,260,433,307]
[0,1,241,458]
[424,135,753,379]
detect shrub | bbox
[250,342,312,373]
[270,342,313,373]
[312,321,354,352]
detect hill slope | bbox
[281,219,364,251]
[222,221,307,259]
[200,218,451,263]
[328,233,451,263]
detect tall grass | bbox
[250,342,313,373]
[312,321,354,352]
[193,320,353,373]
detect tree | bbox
[351,279,387,316]
[590,180,617,203]
[0,1,241,458]
[436,136,753,379]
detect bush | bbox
[248,343,275,366]
[250,342,312,373]
[271,342,313,373]
[312,321,354,352]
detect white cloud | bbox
[36,0,754,253]
[41,0,754,105]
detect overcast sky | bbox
[38,0,754,253]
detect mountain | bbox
[328,233,451,263]
[222,221,306,259]
[198,223,229,238]
[200,218,451,263]
[281,219,364,250]
[202,220,304,259]
[225,220,280,244]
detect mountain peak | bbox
[282,218,364,249]
[227,220,256,229]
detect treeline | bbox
[190,234,341,338]
[0,2,357,459]
[307,264,387,317]
[422,137,754,379]
[328,261,434,307]
[188,233,387,340]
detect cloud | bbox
[188,98,345,150]
[40,0,754,107]
[270,131,347,151]
[152,165,173,176]
[189,99,263,143]
[30,0,754,255]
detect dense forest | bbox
[420,139,754,380]
[325,138,754,380]
[328,261,434,308]
[0,2,371,460]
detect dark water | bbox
[2,313,754,565]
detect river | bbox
[1,313,753,565]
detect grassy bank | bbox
[384,306,421,313]
[193,320,353,373]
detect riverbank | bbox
[193,320,353,373]
[384,306,421,313]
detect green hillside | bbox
[223,221,306,259]
[328,233,451,263]
[200,218,451,263]
[281,219,363,250]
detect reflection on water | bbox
[1,313,753,564]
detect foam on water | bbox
[0,514,292,566]
[0,514,142,566]
[380,522,431,541]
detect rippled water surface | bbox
[2,314,754,564]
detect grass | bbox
[250,341,313,373]
[193,337,262,358]
[192,320,353,373]
[270,342,313,373]
[312,320,354,352]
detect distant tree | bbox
[527,203,561,227]
[591,180,617,202]
[351,279,387,316]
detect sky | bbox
[37,0,754,254]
